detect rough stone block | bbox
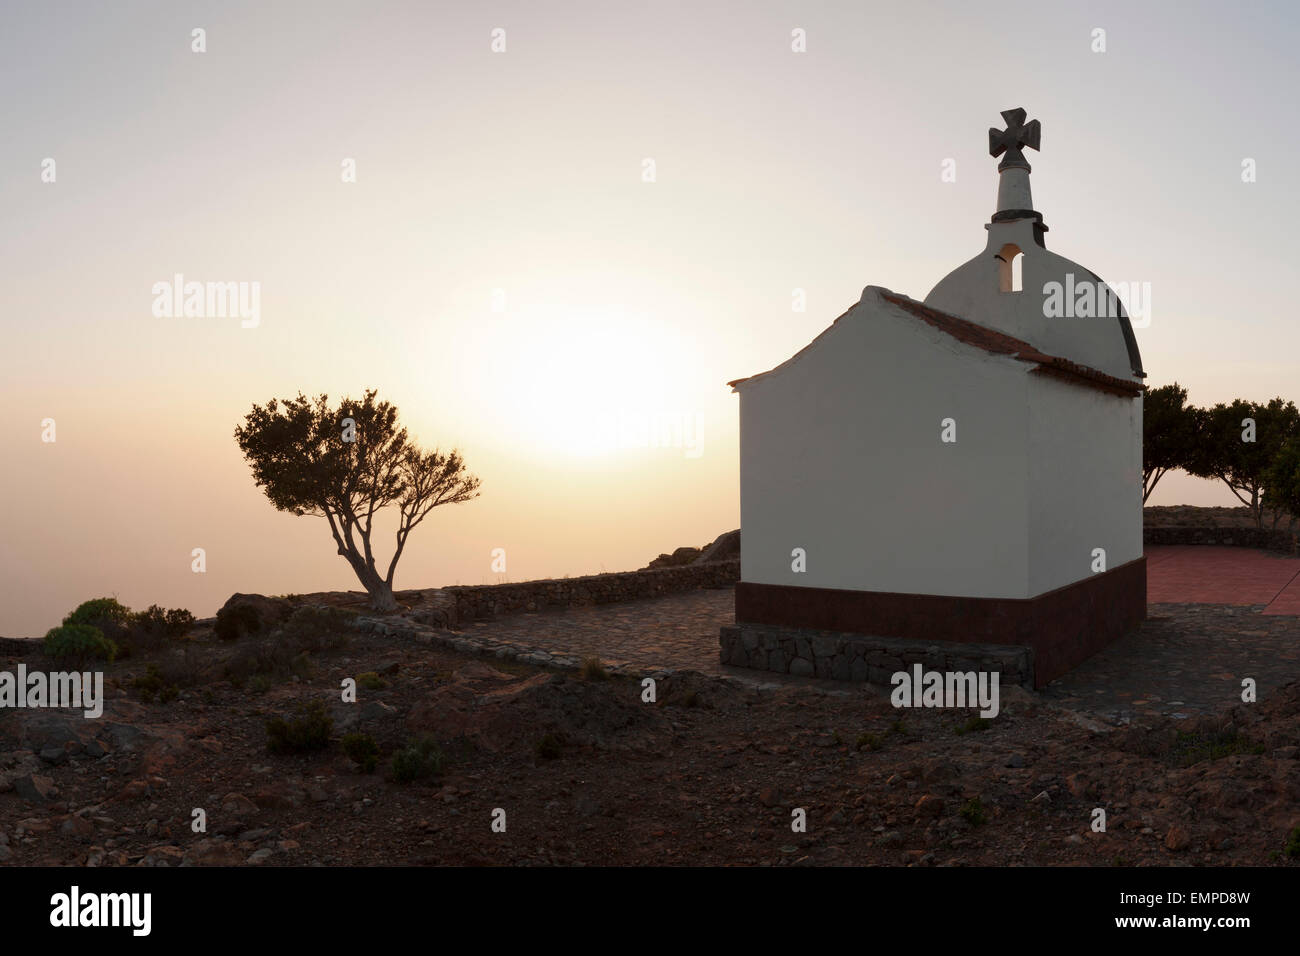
[789,658,814,677]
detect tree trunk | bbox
[353,562,398,612]
[334,536,400,612]
[366,580,399,612]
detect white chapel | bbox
[724,108,1147,687]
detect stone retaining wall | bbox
[719,623,1033,687]
[353,614,671,681]
[444,559,740,624]
[1144,526,1299,555]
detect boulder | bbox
[696,529,741,564]
[644,547,701,570]
[215,594,293,639]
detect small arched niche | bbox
[995,243,1023,292]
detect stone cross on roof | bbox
[989,108,1041,172]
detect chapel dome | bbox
[922,108,1144,382]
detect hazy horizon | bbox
[4,0,1299,637]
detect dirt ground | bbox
[3,612,1298,867]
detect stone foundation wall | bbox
[719,623,1033,687]
[733,557,1146,688]
[445,559,740,624]
[1144,526,1298,555]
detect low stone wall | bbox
[719,623,1033,687]
[445,559,740,625]
[1144,526,1299,555]
[353,613,678,681]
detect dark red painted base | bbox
[735,558,1147,689]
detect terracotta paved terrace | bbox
[463,545,1300,719]
[1145,544,1300,613]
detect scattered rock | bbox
[13,773,58,805]
[221,793,259,817]
[114,780,151,802]
[1165,825,1191,851]
[184,839,245,867]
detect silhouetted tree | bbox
[1263,438,1300,531]
[235,390,480,611]
[1142,382,1199,503]
[1185,397,1300,528]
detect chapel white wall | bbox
[738,292,1033,599]
[1026,373,1143,595]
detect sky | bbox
[3,0,1299,636]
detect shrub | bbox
[1285,826,1300,859]
[43,624,118,668]
[165,607,196,634]
[391,736,444,783]
[580,657,608,681]
[959,797,989,826]
[1159,728,1265,768]
[265,699,333,754]
[277,605,356,653]
[535,732,563,760]
[152,645,204,688]
[63,597,133,632]
[224,639,296,686]
[247,674,272,695]
[342,732,380,773]
[125,604,197,653]
[357,671,387,691]
[856,732,883,752]
[215,603,262,642]
[954,716,991,735]
[131,664,179,704]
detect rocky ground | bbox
[2,607,1298,867]
[3,506,1297,867]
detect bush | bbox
[131,664,179,704]
[277,605,356,653]
[125,604,196,653]
[1169,729,1265,767]
[152,645,204,688]
[959,797,989,826]
[63,598,133,652]
[954,716,991,735]
[215,603,263,642]
[265,699,333,755]
[1285,826,1300,858]
[63,597,133,632]
[342,732,380,773]
[356,671,387,691]
[43,623,118,668]
[165,607,196,633]
[224,639,296,686]
[391,736,445,784]
[856,732,883,752]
